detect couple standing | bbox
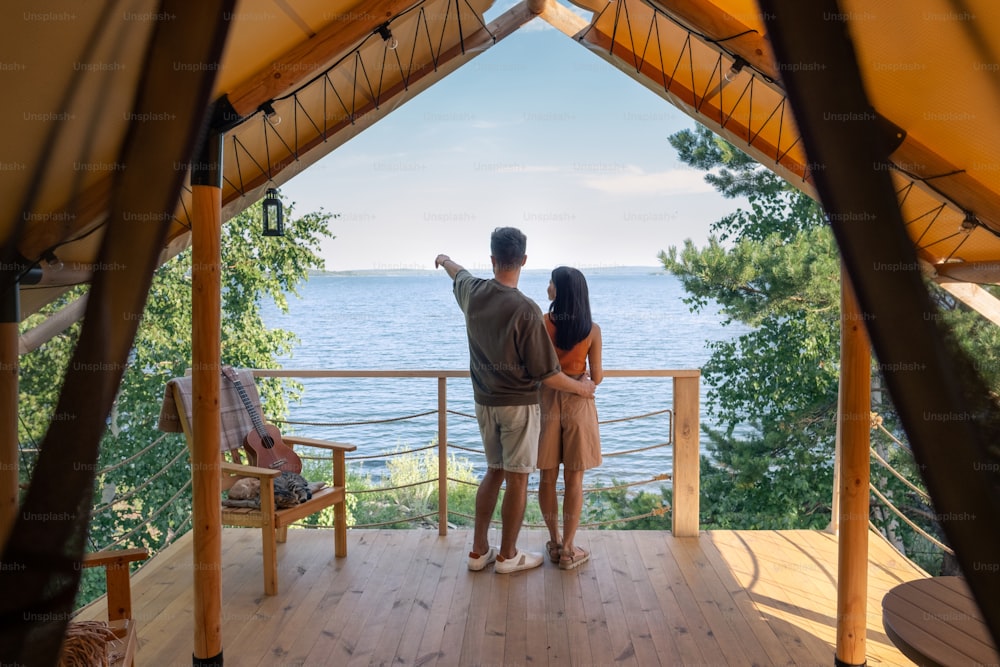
[435,227,603,574]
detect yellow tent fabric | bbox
[8,0,1000,318]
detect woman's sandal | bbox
[559,546,590,570]
[546,540,562,564]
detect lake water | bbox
[261,267,746,486]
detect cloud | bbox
[470,119,501,129]
[581,166,714,195]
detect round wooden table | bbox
[882,576,1000,667]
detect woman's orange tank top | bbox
[544,313,590,377]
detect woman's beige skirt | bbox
[537,383,602,471]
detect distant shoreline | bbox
[310,265,667,278]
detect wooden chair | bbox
[78,547,149,667]
[160,369,355,595]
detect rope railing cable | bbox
[99,431,173,475]
[875,421,914,453]
[603,441,671,457]
[445,474,671,494]
[870,446,932,503]
[341,442,437,462]
[347,477,435,495]
[96,479,193,552]
[449,504,670,529]
[869,483,953,555]
[277,406,670,432]
[344,511,438,529]
[91,443,189,515]
[275,409,437,427]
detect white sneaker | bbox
[494,550,543,574]
[468,546,498,571]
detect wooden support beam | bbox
[537,0,589,36]
[935,279,1000,327]
[18,294,88,354]
[836,268,871,665]
[526,0,547,15]
[191,171,223,661]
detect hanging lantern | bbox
[262,187,284,237]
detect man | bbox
[435,227,596,573]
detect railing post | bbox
[672,374,700,537]
[437,376,448,536]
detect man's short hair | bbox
[491,227,527,271]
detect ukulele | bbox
[221,366,302,474]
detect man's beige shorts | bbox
[474,403,541,473]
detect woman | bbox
[537,266,603,570]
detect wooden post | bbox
[836,267,871,666]
[672,374,700,537]
[830,379,843,534]
[0,307,18,548]
[191,132,223,664]
[437,376,448,536]
[333,449,348,556]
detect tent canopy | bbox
[6,0,1000,321]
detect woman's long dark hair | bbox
[549,266,592,351]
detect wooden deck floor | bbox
[77,527,927,666]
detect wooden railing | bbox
[252,369,701,536]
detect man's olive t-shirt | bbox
[453,269,560,406]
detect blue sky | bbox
[279,5,740,272]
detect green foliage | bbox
[663,123,1000,572]
[662,125,840,530]
[335,445,479,529]
[582,481,671,530]
[668,125,825,242]
[18,201,334,607]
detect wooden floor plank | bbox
[413,536,468,665]
[74,527,927,667]
[556,551,592,667]
[236,527,340,665]
[540,559,570,666]
[237,557,323,663]
[699,532,796,667]
[504,563,530,665]
[672,533,765,666]
[628,533,684,665]
[713,531,841,666]
[302,530,399,664]
[282,529,385,664]
[338,530,415,665]
[576,536,614,666]
[593,531,655,666]
[615,543,673,667]
[658,535,731,666]
[435,532,484,667]
[456,543,496,666]
[349,531,439,666]
[390,532,453,666]
[481,563,511,664]
[634,532,711,666]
